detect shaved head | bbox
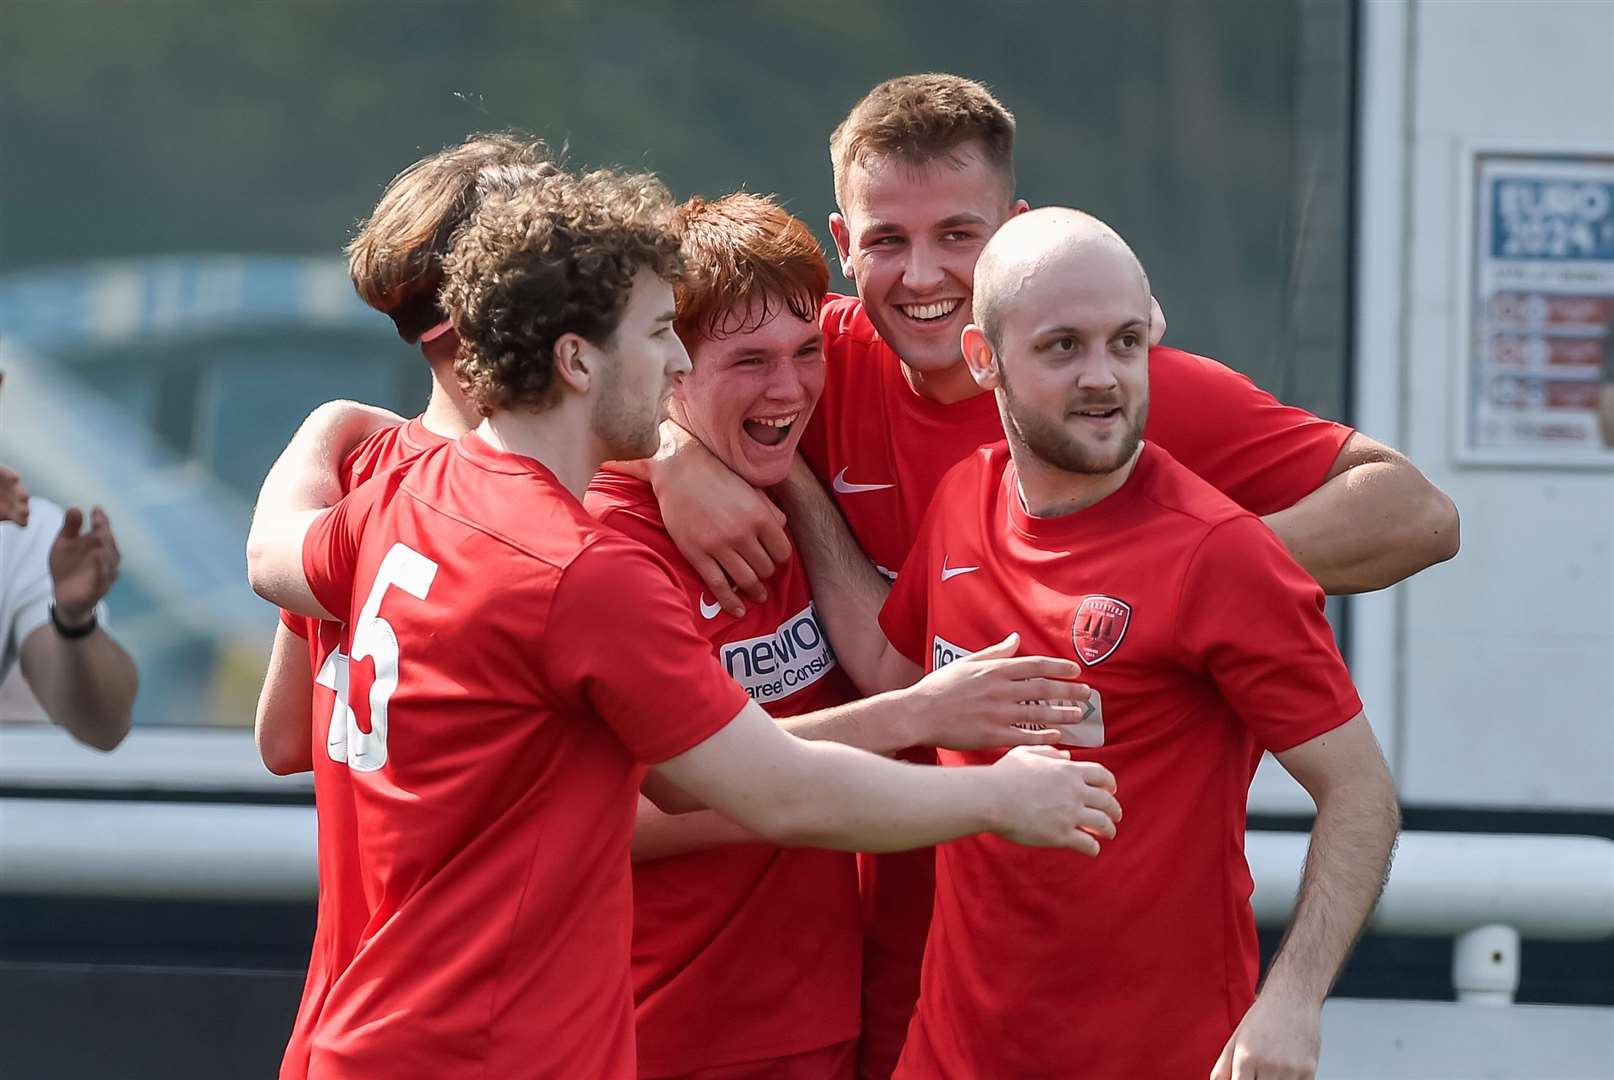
[973,208,1149,349]
[960,207,1153,487]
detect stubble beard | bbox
[1001,377,1147,477]
[593,357,663,461]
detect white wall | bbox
[1390,0,1614,810]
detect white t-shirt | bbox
[0,497,111,684]
[0,497,64,684]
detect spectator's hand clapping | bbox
[0,466,29,526]
[49,507,121,623]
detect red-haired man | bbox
[588,193,1094,1079]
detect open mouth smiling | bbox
[742,412,799,447]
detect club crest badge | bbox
[1071,595,1131,665]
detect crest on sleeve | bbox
[1071,595,1131,665]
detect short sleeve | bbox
[877,519,933,667]
[799,305,845,485]
[1175,516,1362,753]
[1146,348,1353,516]
[2,500,62,659]
[279,608,310,639]
[300,480,384,625]
[544,536,749,764]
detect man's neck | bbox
[420,352,478,439]
[477,408,604,501]
[1013,442,1144,519]
[899,358,986,406]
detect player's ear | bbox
[827,213,854,279]
[961,325,1002,390]
[551,333,593,395]
[1009,198,1031,219]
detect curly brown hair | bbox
[442,168,684,416]
[346,132,551,342]
[674,193,828,347]
[829,73,1016,207]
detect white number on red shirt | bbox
[317,543,439,773]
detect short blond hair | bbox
[829,73,1016,206]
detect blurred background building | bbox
[0,1,1610,1077]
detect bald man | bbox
[778,210,1400,1079]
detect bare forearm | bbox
[631,796,760,861]
[747,739,1002,852]
[255,623,314,775]
[260,400,402,513]
[1263,460,1459,594]
[246,508,332,616]
[772,457,901,693]
[1264,781,1400,1003]
[22,629,137,751]
[247,401,401,601]
[778,687,922,754]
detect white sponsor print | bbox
[931,631,1105,747]
[720,602,837,703]
[832,467,895,495]
[931,632,973,671]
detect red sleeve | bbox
[800,299,855,485]
[877,521,933,667]
[1175,516,1362,752]
[1146,347,1353,516]
[544,536,749,764]
[300,481,383,625]
[278,608,309,638]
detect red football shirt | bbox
[801,294,1356,1077]
[278,417,449,1080]
[297,433,750,1080]
[587,468,863,1076]
[879,442,1362,1080]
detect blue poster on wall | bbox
[1467,152,1614,463]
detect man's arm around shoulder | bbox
[650,699,1121,855]
[1264,432,1459,594]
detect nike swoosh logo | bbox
[832,467,895,495]
[940,557,979,582]
[699,595,722,620]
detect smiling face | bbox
[831,143,1020,374]
[971,218,1153,478]
[671,298,826,487]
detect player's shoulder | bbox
[392,440,609,576]
[923,440,1010,525]
[583,468,680,557]
[820,294,887,356]
[1135,443,1252,532]
[557,526,686,610]
[1148,344,1242,381]
[583,466,660,522]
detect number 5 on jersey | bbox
[315,543,439,773]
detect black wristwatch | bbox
[49,603,97,640]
